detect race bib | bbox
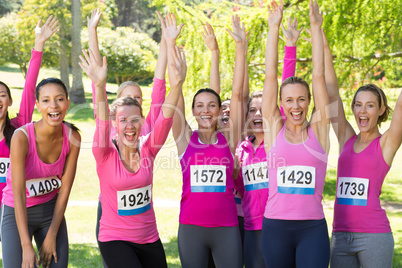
[277,165,315,195]
[242,162,269,191]
[0,157,10,183]
[117,185,152,216]
[190,165,226,192]
[336,177,369,206]
[26,176,62,197]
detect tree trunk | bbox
[70,0,85,104]
[59,26,70,91]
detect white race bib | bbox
[242,162,269,191]
[117,185,152,216]
[26,176,62,197]
[0,157,10,183]
[336,177,369,206]
[190,165,226,192]
[277,165,315,195]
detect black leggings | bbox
[261,218,330,268]
[244,230,265,268]
[99,239,167,268]
[178,223,242,268]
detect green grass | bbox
[0,64,401,267]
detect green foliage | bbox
[152,0,401,99]
[81,27,158,84]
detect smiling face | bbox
[192,92,221,129]
[119,85,143,105]
[218,99,231,129]
[353,91,385,133]
[36,83,69,127]
[247,97,263,133]
[280,83,310,125]
[0,83,12,120]
[112,105,143,147]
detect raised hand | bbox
[79,49,107,88]
[202,22,219,52]
[169,45,187,88]
[309,0,323,27]
[226,14,247,45]
[38,236,57,268]
[87,8,102,30]
[157,12,184,44]
[34,15,60,51]
[281,17,303,46]
[268,0,283,28]
[303,28,328,47]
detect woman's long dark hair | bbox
[0,81,16,149]
[36,78,80,132]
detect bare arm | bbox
[382,90,402,165]
[87,9,102,65]
[202,22,220,94]
[226,15,246,155]
[322,30,355,150]
[262,0,284,154]
[309,0,330,154]
[38,130,81,268]
[11,130,38,268]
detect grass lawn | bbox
[0,63,401,267]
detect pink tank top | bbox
[3,122,70,207]
[179,131,238,227]
[237,136,269,230]
[264,126,327,220]
[333,135,391,233]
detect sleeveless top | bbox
[3,122,70,207]
[179,131,238,227]
[264,126,328,220]
[333,135,391,233]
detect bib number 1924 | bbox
[0,158,10,183]
[117,185,152,216]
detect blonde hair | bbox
[116,81,141,98]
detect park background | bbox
[0,0,401,267]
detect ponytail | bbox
[4,112,16,149]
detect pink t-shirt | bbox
[333,135,391,233]
[2,123,70,207]
[0,50,42,204]
[264,126,328,220]
[179,131,238,227]
[93,112,173,244]
[237,136,268,230]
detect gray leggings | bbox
[330,232,394,268]
[178,223,242,268]
[244,230,265,268]
[1,196,69,268]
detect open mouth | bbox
[49,112,61,121]
[222,115,229,125]
[253,119,263,128]
[124,132,136,142]
[290,111,302,120]
[201,115,212,120]
[359,116,369,127]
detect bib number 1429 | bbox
[277,166,316,195]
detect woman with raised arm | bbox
[260,1,331,267]
[235,15,302,268]
[0,16,59,233]
[87,9,169,266]
[1,18,79,268]
[80,32,185,267]
[322,31,402,268]
[161,11,246,267]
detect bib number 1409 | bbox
[277,166,316,195]
[26,177,62,197]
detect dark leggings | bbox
[96,200,108,268]
[1,196,69,268]
[244,230,265,268]
[261,218,330,268]
[98,239,167,268]
[178,223,242,268]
